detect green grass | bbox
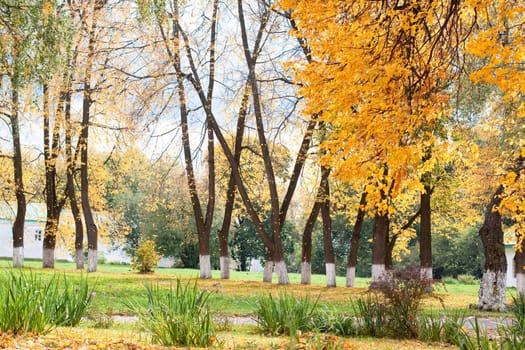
[0,261,517,349]
[0,260,513,317]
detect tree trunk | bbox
[420,184,433,287]
[42,83,66,269]
[301,202,321,285]
[81,4,101,273]
[320,167,335,287]
[515,243,525,295]
[10,82,25,268]
[346,192,367,287]
[65,89,83,270]
[263,252,274,283]
[371,212,389,286]
[478,184,507,311]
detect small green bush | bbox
[457,274,478,285]
[125,279,216,347]
[442,276,458,285]
[254,291,320,336]
[131,239,161,273]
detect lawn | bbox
[0,261,515,349]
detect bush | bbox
[457,274,478,285]
[254,291,320,336]
[0,271,94,334]
[131,239,161,273]
[373,265,431,338]
[442,276,458,285]
[125,279,216,347]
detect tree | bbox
[0,0,67,267]
[465,0,524,303]
[280,0,468,284]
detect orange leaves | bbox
[279,0,463,218]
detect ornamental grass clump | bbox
[0,271,94,334]
[254,291,320,336]
[125,279,216,347]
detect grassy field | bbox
[0,261,516,349]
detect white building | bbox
[504,231,517,288]
[0,203,130,264]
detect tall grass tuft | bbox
[254,291,320,336]
[125,279,216,347]
[51,273,94,326]
[0,270,94,334]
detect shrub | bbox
[442,276,458,285]
[131,239,161,273]
[457,274,478,285]
[254,291,320,336]
[374,265,430,338]
[0,271,94,334]
[125,279,216,347]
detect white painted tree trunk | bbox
[200,254,212,279]
[301,261,311,285]
[420,266,433,281]
[220,256,230,279]
[87,249,97,272]
[76,249,84,270]
[325,263,336,287]
[346,266,356,287]
[517,272,525,295]
[371,264,387,285]
[478,270,507,311]
[420,266,433,292]
[42,248,54,268]
[275,260,289,285]
[263,260,274,282]
[13,247,23,268]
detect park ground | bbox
[0,260,515,349]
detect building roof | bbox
[0,203,47,223]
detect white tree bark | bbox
[275,260,289,285]
[478,270,507,311]
[200,254,212,279]
[13,247,23,268]
[517,272,525,295]
[420,267,433,281]
[346,266,356,287]
[371,264,387,284]
[220,256,230,279]
[76,249,84,270]
[43,247,54,268]
[87,249,97,272]
[301,261,311,285]
[326,263,336,287]
[263,260,274,282]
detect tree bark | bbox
[10,81,25,268]
[301,202,321,285]
[420,184,433,285]
[217,86,250,280]
[320,167,335,287]
[346,192,367,287]
[478,184,507,311]
[80,0,105,273]
[515,242,525,295]
[42,83,66,269]
[64,85,84,269]
[371,211,390,286]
